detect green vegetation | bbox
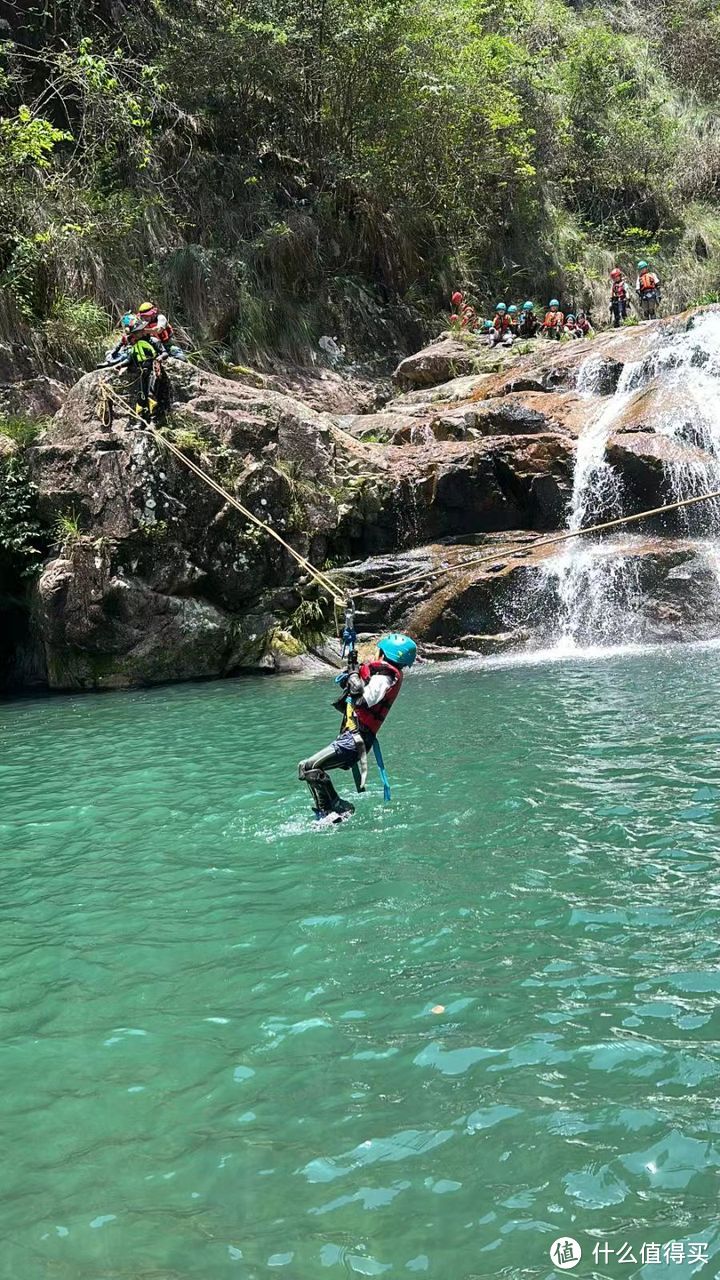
[0,454,44,577]
[2,0,720,361]
[53,510,83,553]
[0,414,46,447]
[285,596,330,648]
[169,427,208,454]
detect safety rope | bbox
[96,378,346,606]
[349,487,720,599]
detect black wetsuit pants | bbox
[298,728,374,815]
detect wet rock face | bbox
[9,303,720,688]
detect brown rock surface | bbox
[4,302,720,688]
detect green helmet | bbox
[637,260,649,270]
[508,305,518,314]
[522,300,534,311]
[549,298,560,308]
[495,302,506,313]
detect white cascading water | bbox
[542,310,720,650]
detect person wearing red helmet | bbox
[449,290,478,332]
[609,269,630,328]
[449,290,464,331]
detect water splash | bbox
[544,358,642,648]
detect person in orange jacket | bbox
[541,299,564,340]
[488,302,514,347]
[635,262,661,320]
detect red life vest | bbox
[354,660,403,736]
[544,309,563,329]
[493,313,510,332]
[611,280,626,299]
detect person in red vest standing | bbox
[298,633,417,823]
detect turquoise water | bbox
[3,647,720,1279]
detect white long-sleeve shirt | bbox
[362,673,393,708]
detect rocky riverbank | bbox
[3,307,720,690]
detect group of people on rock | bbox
[450,293,594,348]
[103,302,187,424]
[450,259,663,346]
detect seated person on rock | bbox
[565,313,584,339]
[298,633,416,822]
[488,302,514,348]
[575,310,593,337]
[136,301,187,360]
[449,290,478,332]
[506,305,520,337]
[541,299,564,340]
[518,301,539,338]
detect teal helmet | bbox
[378,633,417,668]
[483,319,493,330]
[508,305,518,314]
[549,298,560,307]
[566,313,575,321]
[495,302,507,313]
[121,311,137,331]
[522,300,534,311]
[637,260,649,270]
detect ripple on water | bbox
[4,653,720,1276]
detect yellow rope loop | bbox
[96,379,114,430]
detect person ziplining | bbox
[298,616,417,825]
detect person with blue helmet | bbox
[542,298,564,340]
[298,632,417,823]
[518,300,539,338]
[488,301,514,349]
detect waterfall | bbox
[541,358,642,650]
[538,312,720,651]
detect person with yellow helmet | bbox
[135,301,187,360]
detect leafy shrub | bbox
[0,455,44,576]
[53,509,82,552]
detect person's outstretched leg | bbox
[298,741,356,820]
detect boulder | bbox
[393,337,482,389]
[0,376,66,419]
[605,431,712,511]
